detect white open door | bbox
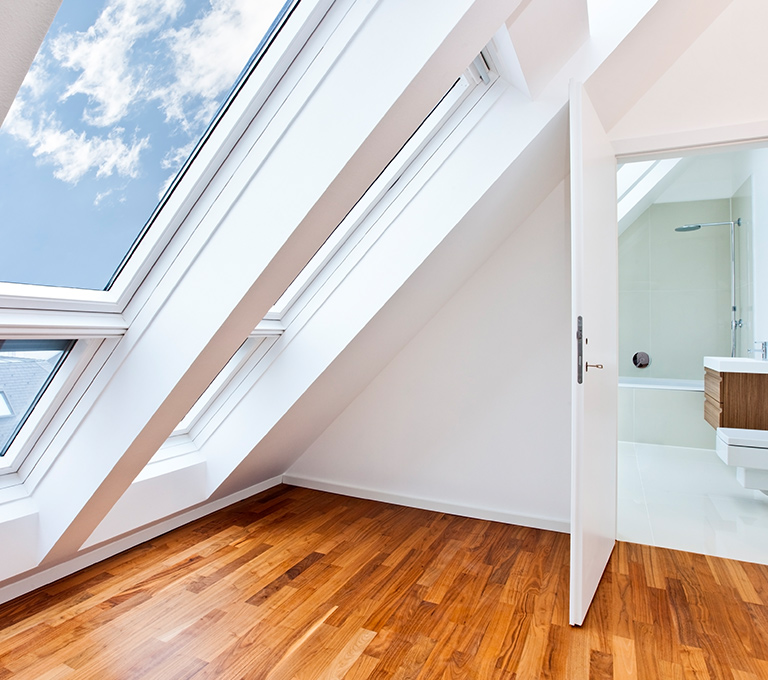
[569,81,618,626]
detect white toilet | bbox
[716,427,768,492]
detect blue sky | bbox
[0,0,286,290]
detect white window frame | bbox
[0,0,334,316]
[0,0,336,484]
[0,0,501,492]
[0,338,112,485]
[153,64,500,468]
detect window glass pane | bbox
[0,339,74,457]
[0,0,291,291]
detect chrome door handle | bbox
[585,363,603,371]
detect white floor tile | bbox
[617,497,653,545]
[618,442,768,565]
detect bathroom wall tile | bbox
[618,389,634,441]
[619,291,651,376]
[650,289,729,379]
[648,200,731,293]
[651,224,730,294]
[632,389,716,449]
[733,181,753,356]
[733,181,751,284]
[713,288,734,355]
[619,197,739,380]
[619,210,650,292]
[710,227,734,291]
[649,200,731,241]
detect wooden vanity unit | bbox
[704,363,768,430]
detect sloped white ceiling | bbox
[607,0,767,143]
[505,0,589,98]
[0,0,61,126]
[586,0,735,134]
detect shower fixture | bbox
[675,218,742,357]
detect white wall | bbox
[607,0,768,148]
[751,150,768,345]
[287,181,572,531]
[619,387,715,449]
[732,175,754,357]
[619,198,732,380]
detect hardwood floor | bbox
[1,485,767,679]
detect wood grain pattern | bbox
[704,368,722,404]
[723,372,768,430]
[1,485,767,679]
[704,394,722,430]
[704,369,768,429]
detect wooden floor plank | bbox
[0,486,767,679]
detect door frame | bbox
[573,117,768,623]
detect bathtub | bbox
[618,376,704,392]
[618,376,715,448]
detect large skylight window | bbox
[0,0,290,291]
[0,339,74,457]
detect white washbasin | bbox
[704,356,768,374]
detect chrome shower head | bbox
[675,218,740,233]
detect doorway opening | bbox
[616,146,768,564]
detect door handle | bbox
[586,363,603,371]
[577,316,583,384]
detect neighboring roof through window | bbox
[0,339,74,456]
[0,392,12,418]
[0,0,293,291]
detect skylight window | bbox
[0,339,74,456]
[0,0,290,291]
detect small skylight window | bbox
[0,339,74,456]
[0,0,291,290]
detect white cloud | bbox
[1,0,286,199]
[4,99,150,184]
[94,189,114,206]
[19,57,52,101]
[157,139,196,198]
[50,0,183,127]
[161,139,196,171]
[157,172,176,200]
[154,0,285,130]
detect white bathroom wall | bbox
[618,387,715,449]
[732,176,754,358]
[751,150,768,347]
[286,181,573,531]
[619,198,732,380]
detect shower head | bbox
[674,218,741,233]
